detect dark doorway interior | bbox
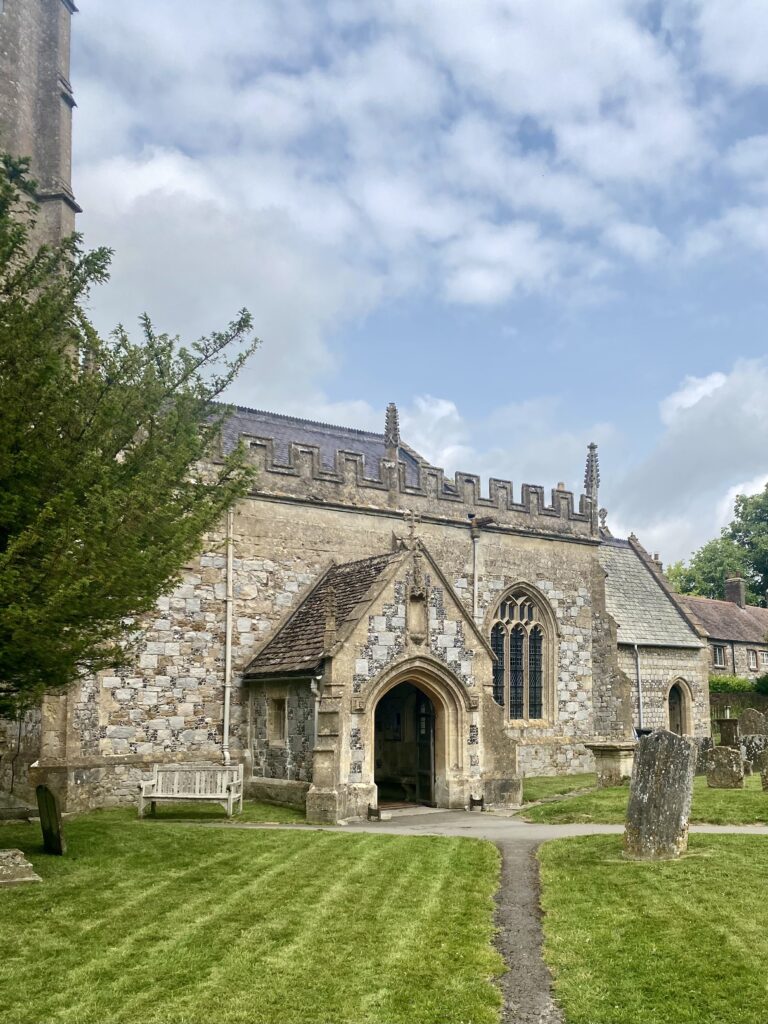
[374,683,435,805]
[668,683,684,735]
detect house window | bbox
[268,698,287,743]
[490,593,551,720]
[761,652,768,668]
[713,645,726,668]
[748,650,758,671]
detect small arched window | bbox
[490,594,550,720]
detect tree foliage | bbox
[666,486,768,606]
[0,157,259,714]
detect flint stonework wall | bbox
[708,641,768,679]
[617,646,710,735]
[0,707,41,805]
[249,680,315,783]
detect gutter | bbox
[222,507,234,766]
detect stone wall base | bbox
[245,777,309,809]
[483,774,523,808]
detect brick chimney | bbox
[724,576,746,608]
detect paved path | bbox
[177,810,768,1022]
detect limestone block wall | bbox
[617,645,710,736]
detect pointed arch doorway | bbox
[374,682,435,806]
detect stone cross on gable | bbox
[403,509,421,546]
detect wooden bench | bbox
[138,763,244,818]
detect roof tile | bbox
[676,595,768,644]
[600,540,701,648]
[245,552,399,677]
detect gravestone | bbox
[737,708,768,737]
[716,719,740,749]
[694,737,714,776]
[623,730,696,861]
[706,746,744,789]
[0,849,41,886]
[741,734,768,770]
[754,750,768,791]
[36,784,66,855]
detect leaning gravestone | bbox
[36,784,66,855]
[0,849,41,886]
[624,730,696,861]
[706,746,744,789]
[737,708,768,737]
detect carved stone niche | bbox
[406,553,428,646]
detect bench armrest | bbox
[139,781,156,796]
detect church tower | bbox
[0,0,80,245]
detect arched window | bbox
[490,593,551,720]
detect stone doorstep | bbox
[0,849,42,886]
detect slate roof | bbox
[600,539,702,648]
[676,595,768,644]
[245,552,400,677]
[221,406,424,485]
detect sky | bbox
[70,1,768,563]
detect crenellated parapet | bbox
[243,434,599,538]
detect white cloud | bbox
[694,0,768,90]
[684,205,768,262]
[725,134,768,193]
[611,360,768,560]
[603,221,669,264]
[658,371,727,426]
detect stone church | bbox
[0,0,712,822]
[3,404,711,822]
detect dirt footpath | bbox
[494,838,563,1024]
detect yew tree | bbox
[0,158,259,715]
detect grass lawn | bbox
[521,773,596,803]
[522,773,768,824]
[539,834,768,1024]
[140,798,305,824]
[0,810,502,1024]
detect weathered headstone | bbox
[716,718,740,749]
[737,708,768,737]
[36,784,66,855]
[706,746,744,789]
[0,849,41,886]
[694,736,714,776]
[753,750,768,791]
[741,734,768,770]
[623,730,696,861]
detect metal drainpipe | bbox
[634,643,644,731]
[222,507,234,766]
[472,532,479,621]
[310,677,321,747]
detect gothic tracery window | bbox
[490,594,549,720]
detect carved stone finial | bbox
[384,402,400,450]
[403,509,421,548]
[584,441,600,498]
[412,551,425,597]
[323,585,337,651]
[599,507,608,528]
